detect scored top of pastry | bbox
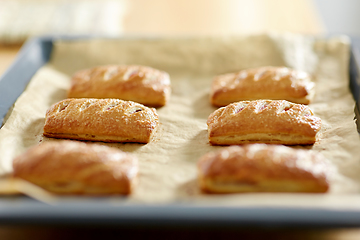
[210,66,314,107]
[207,99,321,145]
[43,98,159,143]
[68,65,171,107]
[13,140,138,195]
[198,144,330,193]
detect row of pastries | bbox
[12,64,330,196]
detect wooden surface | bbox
[1,0,359,239]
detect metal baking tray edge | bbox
[0,35,360,228]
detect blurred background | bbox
[1,0,359,73]
[313,0,360,37]
[1,0,360,238]
[0,0,359,43]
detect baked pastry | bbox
[12,141,138,195]
[210,66,314,107]
[68,65,171,107]
[198,144,330,193]
[207,100,321,145]
[43,98,159,143]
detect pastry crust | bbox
[210,66,314,107]
[43,98,159,143]
[12,141,138,195]
[68,65,171,107]
[207,100,321,145]
[198,145,330,193]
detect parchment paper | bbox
[1,34,360,209]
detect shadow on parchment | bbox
[177,129,222,164]
[96,142,144,153]
[191,91,218,120]
[21,118,46,149]
[23,121,144,153]
[47,88,67,106]
[39,137,144,153]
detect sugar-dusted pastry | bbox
[12,141,138,195]
[198,144,330,193]
[210,66,314,107]
[207,100,321,145]
[43,98,159,143]
[68,65,171,107]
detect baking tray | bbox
[0,36,360,228]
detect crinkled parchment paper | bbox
[1,34,360,209]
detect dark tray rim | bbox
[0,35,360,228]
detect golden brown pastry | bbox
[207,100,321,145]
[43,98,159,143]
[68,65,171,107]
[198,144,330,193]
[210,66,314,107]
[12,141,138,195]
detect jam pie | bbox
[210,66,314,107]
[13,140,138,195]
[198,144,330,193]
[68,65,171,107]
[43,98,159,143]
[207,99,321,145]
